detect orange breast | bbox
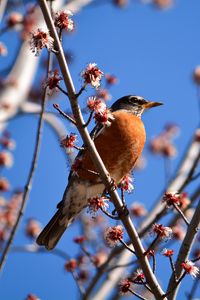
[77,111,146,183]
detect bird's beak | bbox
[142,101,163,109]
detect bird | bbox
[36,95,162,250]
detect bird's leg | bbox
[112,205,129,218]
[121,188,125,207]
[112,188,129,217]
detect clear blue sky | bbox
[0,0,200,299]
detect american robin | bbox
[37,95,162,250]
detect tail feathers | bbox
[36,210,69,250]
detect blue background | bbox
[0,0,200,299]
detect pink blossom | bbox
[163,192,182,207]
[26,294,41,300]
[94,108,114,126]
[54,10,74,31]
[0,178,10,192]
[60,134,77,153]
[92,250,107,267]
[64,259,78,272]
[104,225,124,247]
[30,29,54,56]
[152,223,172,240]
[105,74,118,85]
[119,175,134,192]
[153,0,174,9]
[181,261,199,278]
[172,224,185,241]
[44,70,62,93]
[0,43,7,56]
[0,151,13,168]
[130,202,147,217]
[73,236,85,244]
[161,248,174,257]
[119,278,131,295]
[26,219,42,239]
[194,129,200,142]
[132,269,145,282]
[96,89,111,101]
[6,12,23,28]
[87,97,106,114]
[81,63,104,88]
[88,196,109,213]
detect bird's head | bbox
[111,95,163,117]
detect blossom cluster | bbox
[130,202,147,217]
[30,29,54,56]
[87,96,114,126]
[60,134,77,153]
[104,225,124,247]
[163,192,190,209]
[193,66,200,85]
[119,175,134,193]
[152,223,173,240]
[64,248,107,281]
[153,0,174,9]
[149,123,179,158]
[81,63,104,89]
[181,261,199,278]
[88,196,109,213]
[29,9,74,56]
[0,192,22,243]
[5,7,36,40]
[26,294,41,300]
[54,10,74,31]
[119,269,145,295]
[0,131,15,169]
[25,219,42,240]
[44,70,63,94]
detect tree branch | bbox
[0,47,53,273]
[39,1,166,299]
[166,199,200,299]
[88,128,200,300]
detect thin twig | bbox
[121,188,125,207]
[167,199,200,299]
[100,206,120,220]
[169,256,177,282]
[192,255,200,263]
[165,272,187,298]
[39,2,166,299]
[190,171,200,182]
[119,239,135,255]
[73,145,85,151]
[71,269,85,296]
[142,281,153,294]
[145,235,160,254]
[80,245,97,268]
[56,84,69,97]
[76,85,86,98]
[91,126,98,140]
[0,38,53,274]
[128,288,148,300]
[53,103,76,125]
[152,254,156,274]
[172,203,190,226]
[84,111,94,128]
[86,131,200,300]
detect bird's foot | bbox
[112,205,129,219]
